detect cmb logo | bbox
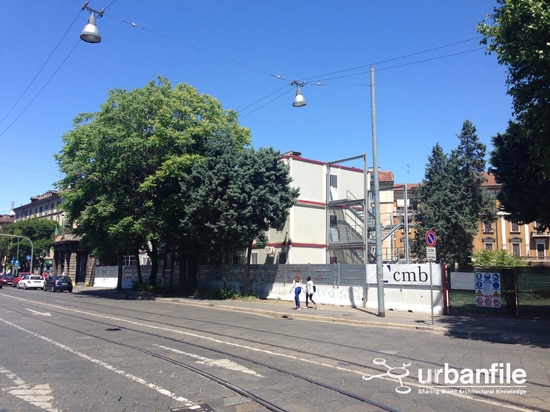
[390,265,429,283]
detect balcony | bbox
[531,231,550,238]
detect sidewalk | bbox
[75,286,550,346]
[162,296,442,331]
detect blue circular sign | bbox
[425,230,437,247]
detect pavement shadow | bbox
[76,288,155,300]
[436,315,550,348]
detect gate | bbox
[446,266,550,318]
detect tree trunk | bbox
[244,240,253,296]
[148,241,159,286]
[169,243,175,289]
[116,250,123,291]
[221,242,227,289]
[135,250,143,284]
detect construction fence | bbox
[446,266,550,318]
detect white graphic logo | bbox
[362,358,412,394]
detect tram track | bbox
[1,291,546,412]
[2,299,400,411]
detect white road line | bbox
[0,318,199,409]
[1,294,534,412]
[153,344,264,377]
[0,366,57,412]
[26,308,52,316]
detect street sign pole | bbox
[429,261,434,327]
[425,230,437,327]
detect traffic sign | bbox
[425,230,437,247]
[426,246,436,261]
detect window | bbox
[122,255,136,266]
[484,243,493,251]
[483,223,494,233]
[511,220,520,233]
[512,243,521,257]
[330,174,338,188]
[330,256,338,264]
[330,215,338,227]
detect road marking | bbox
[0,318,199,409]
[26,308,52,316]
[1,294,536,411]
[154,344,264,377]
[0,366,57,412]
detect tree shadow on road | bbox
[436,315,550,348]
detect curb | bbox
[159,297,447,333]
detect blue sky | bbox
[0,1,511,213]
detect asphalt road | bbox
[0,286,548,412]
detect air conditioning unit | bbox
[265,246,275,256]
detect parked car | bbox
[12,272,31,288]
[17,275,45,290]
[1,274,15,286]
[43,276,73,293]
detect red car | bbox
[12,272,31,288]
[0,273,14,286]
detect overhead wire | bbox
[309,46,486,85]
[0,0,119,137]
[1,4,487,134]
[301,36,484,83]
[108,16,273,78]
[0,40,82,138]
[0,10,82,129]
[237,85,291,118]
[239,38,486,116]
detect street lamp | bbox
[292,66,385,317]
[290,80,307,107]
[80,2,105,44]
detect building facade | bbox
[259,152,396,265]
[7,164,547,283]
[11,190,96,283]
[473,172,549,263]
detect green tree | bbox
[0,219,57,273]
[477,0,550,228]
[56,78,250,286]
[183,134,298,293]
[237,147,299,295]
[414,121,495,266]
[472,249,528,268]
[182,131,247,288]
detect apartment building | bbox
[473,172,549,262]
[391,172,549,264]
[11,190,95,282]
[260,152,396,265]
[12,190,64,224]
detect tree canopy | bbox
[183,134,298,291]
[56,77,298,292]
[56,78,251,285]
[477,0,550,228]
[0,218,57,273]
[413,121,495,266]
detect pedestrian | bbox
[289,274,303,310]
[305,276,317,309]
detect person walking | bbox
[290,274,303,310]
[305,276,317,309]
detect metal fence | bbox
[198,264,366,298]
[446,267,550,318]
